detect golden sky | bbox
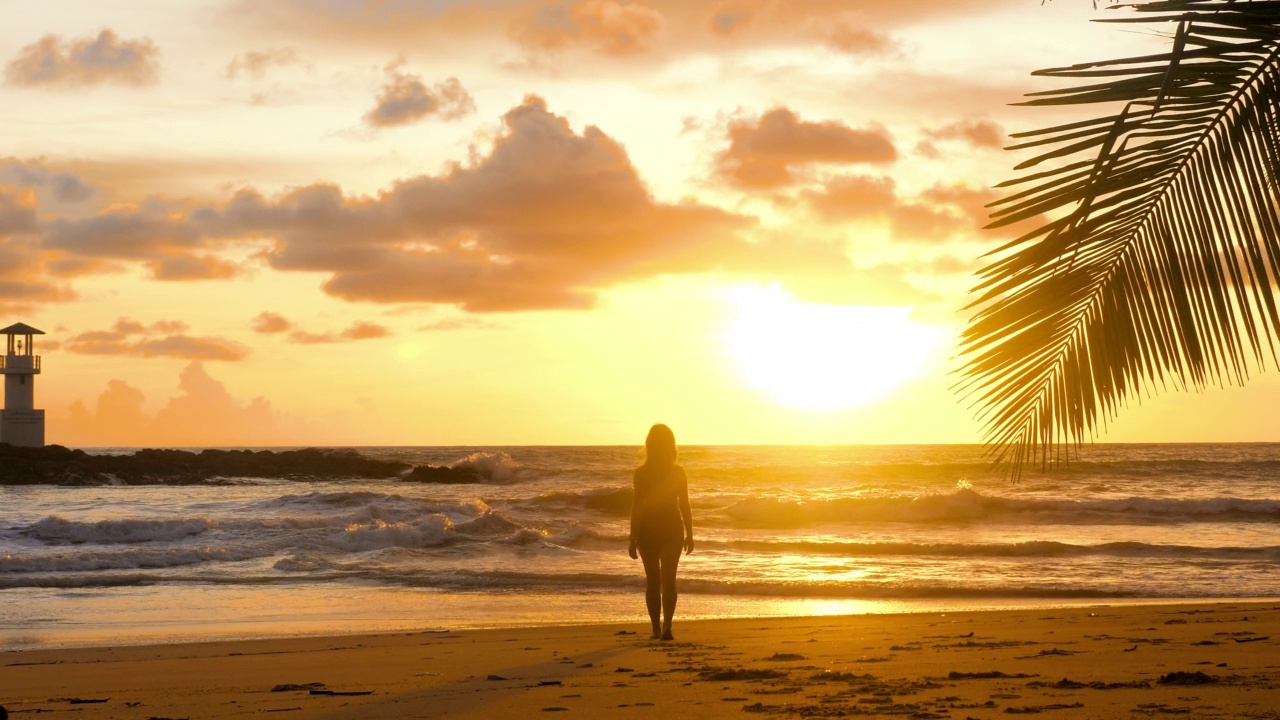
[3,0,1275,447]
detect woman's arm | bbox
[628,469,641,559]
[678,466,693,555]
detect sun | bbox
[723,287,945,410]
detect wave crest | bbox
[326,514,454,551]
[713,489,1280,527]
[451,452,523,483]
[24,516,214,544]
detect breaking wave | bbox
[505,486,1280,526]
[712,490,1280,527]
[0,566,1255,600]
[7,445,1280,610]
[24,516,215,544]
[449,451,524,483]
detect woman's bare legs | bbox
[659,543,682,640]
[639,547,662,639]
[640,542,683,640]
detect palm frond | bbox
[960,0,1280,476]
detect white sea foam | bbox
[453,510,526,537]
[714,490,1280,527]
[325,514,454,551]
[4,444,1280,605]
[451,451,523,483]
[1,545,273,573]
[25,516,215,544]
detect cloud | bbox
[226,47,305,79]
[44,208,200,258]
[0,186,38,235]
[151,362,275,443]
[802,174,896,219]
[341,321,390,340]
[35,97,900,312]
[251,312,391,342]
[63,380,149,446]
[113,318,147,334]
[251,311,292,334]
[4,30,160,87]
[148,252,241,280]
[708,0,1011,28]
[58,362,284,447]
[0,280,70,304]
[43,96,750,311]
[63,318,249,361]
[923,120,1005,151]
[288,321,392,344]
[512,1,665,56]
[804,174,1044,243]
[150,319,189,334]
[43,256,118,277]
[919,254,982,275]
[148,252,240,280]
[226,0,1015,54]
[41,204,243,283]
[717,108,896,189]
[130,336,252,361]
[63,333,249,361]
[805,174,962,242]
[0,185,75,308]
[0,162,96,203]
[365,65,475,127]
[417,317,504,331]
[709,9,750,35]
[822,21,896,55]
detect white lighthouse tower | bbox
[0,322,45,447]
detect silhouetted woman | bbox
[628,423,694,641]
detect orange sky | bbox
[3,0,1275,447]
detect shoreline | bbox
[7,587,1278,652]
[4,600,1279,718]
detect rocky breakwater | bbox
[399,464,487,484]
[0,444,412,485]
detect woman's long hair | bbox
[642,423,677,468]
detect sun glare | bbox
[723,287,944,410]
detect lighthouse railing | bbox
[0,354,40,371]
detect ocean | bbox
[2,444,1278,649]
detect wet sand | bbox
[3,601,1279,719]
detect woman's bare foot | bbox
[661,625,674,641]
[650,624,661,640]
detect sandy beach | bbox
[4,601,1279,719]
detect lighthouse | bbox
[0,322,45,447]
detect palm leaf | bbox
[959,0,1280,476]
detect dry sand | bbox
[3,601,1279,719]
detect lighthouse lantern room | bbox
[0,322,45,447]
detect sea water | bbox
[2,444,1278,649]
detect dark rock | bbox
[1158,670,1217,685]
[401,464,483,484]
[0,443,410,486]
[698,668,787,681]
[270,683,326,692]
[948,671,1034,680]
